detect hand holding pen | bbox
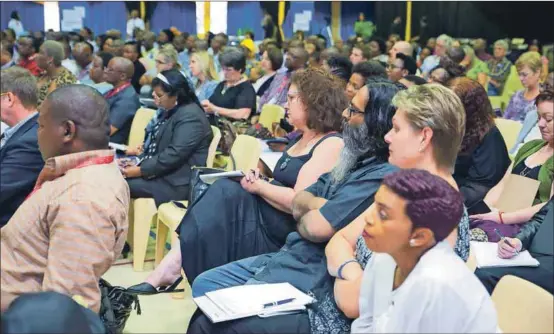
[495,229,522,259]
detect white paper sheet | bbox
[194,283,314,323]
[199,170,244,184]
[470,241,540,268]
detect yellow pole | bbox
[405,0,412,41]
[140,1,146,21]
[204,1,211,38]
[331,1,341,43]
[278,1,285,41]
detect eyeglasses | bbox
[347,102,364,117]
[387,63,402,70]
[152,92,166,99]
[287,91,300,103]
[0,92,9,97]
[104,67,124,73]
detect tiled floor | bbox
[103,261,196,333]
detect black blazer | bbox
[140,102,213,187]
[0,114,44,227]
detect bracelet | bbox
[498,211,505,224]
[337,259,358,280]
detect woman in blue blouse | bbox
[189,51,219,102]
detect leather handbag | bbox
[188,153,237,206]
[98,278,141,334]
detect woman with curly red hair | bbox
[448,77,511,214]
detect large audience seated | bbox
[1,13,553,333]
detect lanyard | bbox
[26,155,115,200]
[105,82,131,99]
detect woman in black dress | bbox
[200,47,257,120]
[129,68,348,294]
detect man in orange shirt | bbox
[16,35,42,76]
[0,84,130,313]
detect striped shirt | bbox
[1,150,130,313]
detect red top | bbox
[18,55,42,77]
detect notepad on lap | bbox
[199,171,245,184]
[471,241,540,268]
[193,283,315,323]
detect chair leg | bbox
[132,199,157,272]
[127,200,135,249]
[154,217,169,267]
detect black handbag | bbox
[187,154,237,207]
[98,278,141,334]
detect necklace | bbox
[519,166,534,177]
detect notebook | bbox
[470,241,540,268]
[193,283,315,323]
[199,171,245,184]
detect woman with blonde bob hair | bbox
[189,51,219,101]
[326,83,471,327]
[503,51,543,122]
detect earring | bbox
[409,239,416,247]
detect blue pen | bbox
[263,298,296,309]
[494,228,519,255]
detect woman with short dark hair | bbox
[201,47,257,120]
[253,46,283,96]
[119,69,213,206]
[350,169,498,333]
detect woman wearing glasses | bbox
[200,47,257,120]
[119,69,212,207]
[138,44,195,96]
[128,68,346,295]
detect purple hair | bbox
[382,169,463,242]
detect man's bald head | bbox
[38,85,110,159]
[104,57,134,86]
[286,47,309,70]
[72,42,93,67]
[390,41,413,59]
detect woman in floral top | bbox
[34,40,77,105]
[322,84,469,332]
[504,51,543,122]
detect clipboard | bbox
[495,174,541,213]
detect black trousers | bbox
[187,308,311,334]
[475,253,554,294]
[127,177,189,207]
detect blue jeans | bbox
[191,255,266,297]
